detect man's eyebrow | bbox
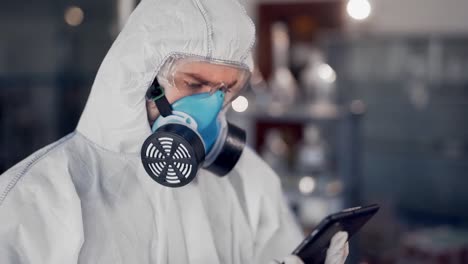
[182,72,215,86]
[183,72,238,87]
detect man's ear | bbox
[146,99,160,126]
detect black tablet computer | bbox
[292,204,380,264]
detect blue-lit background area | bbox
[2,0,468,263]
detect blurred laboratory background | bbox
[2,0,468,263]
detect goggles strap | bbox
[146,79,173,117]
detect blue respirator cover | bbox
[152,91,224,153]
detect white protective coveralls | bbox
[0,0,305,263]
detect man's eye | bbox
[186,82,203,89]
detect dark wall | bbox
[0,0,116,172]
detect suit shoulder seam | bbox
[0,132,77,206]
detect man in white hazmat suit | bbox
[0,0,349,263]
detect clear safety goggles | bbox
[156,55,251,107]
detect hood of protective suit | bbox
[0,1,304,263]
[77,0,255,153]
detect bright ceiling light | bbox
[232,96,249,113]
[347,0,371,21]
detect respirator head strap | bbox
[146,79,173,117]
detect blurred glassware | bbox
[406,79,429,111]
[296,125,326,173]
[268,22,298,114]
[260,129,289,174]
[445,54,464,84]
[300,49,338,118]
[291,42,313,73]
[427,38,443,84]
[249,65,271,111]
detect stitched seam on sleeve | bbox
[0,132,76,206]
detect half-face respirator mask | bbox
[140,56,250,187]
